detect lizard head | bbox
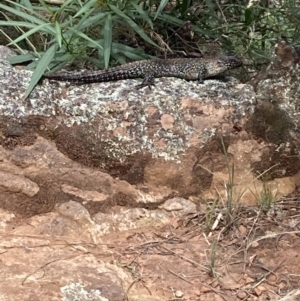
[203,55,242,77]
[218,56,243,69]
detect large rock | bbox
[0,42,299,212]
[0,42,300,300]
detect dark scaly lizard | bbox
[43,56,242,89]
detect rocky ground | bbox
[0,191,299,301]
[0,41,300,300]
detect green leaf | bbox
[154,0,169,20]
[57,0,80,14]
[83,56,104,68]
[0,2,47,25]
[76,12,108,31]
[18,0,33,10]
[55,21,62,47]
[180,0,191,17]
[74,0,98,18]
[7,53,37,65]
[50,53,75,63]
[47,61,72,73]
[120,51,148,61]
[0,21,41,28]
[27,52,74,71]
[111,42,150,59]
[205,0,216,15]
[24,43,58,99]
[2,0,49,21]
[103,14,112,69]
[26,59,42,70]
[109,4,158,48]
[68,28,104,50]
[131,2,153,29]
[153,13,184,26]
[244,8,253,26]
[38,0,54,15]
[192,24,216,37]
[7,23,54,46]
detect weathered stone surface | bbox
[0,41,300,210]
[0,52,255,201]
[0,197,188,300]
[247,41,300,178]
[0,230,129,301]
[0,137,170,217]
[275,289,300,301]
[159,197,197,214]
[0,41,300,301]
[0,43,300,207]
[0,170,39,197]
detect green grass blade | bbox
[57,0,80,14]
[111,42,150,59]
[47,60,73,73]
[154,0,169,20]
[153,13,184,26]
[76,12,108,31]
[75,5,98,31]
[0,21,40,28]
[109,4,158,47]
[2,0,49,21]
[38,0,54,15]
[103,14,112,69]
[0,2,48,25]
[55,21,62,47]
[131,2,153,29]
[7,53,37,65]
[24,44,58,99]
[74,0,98,18]
[26,52,74,70]
[7,23,54,46]
[18,0,33,9]
[68,28,104,50]
[180,0,191,16]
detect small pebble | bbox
[175,290,184,298]
[237,291,247,299]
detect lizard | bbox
[43,56,242,89]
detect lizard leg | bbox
[197,69,207,84]
[135,73,155,89]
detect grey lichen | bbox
[0,58,253,163]
[61,283,108,301]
